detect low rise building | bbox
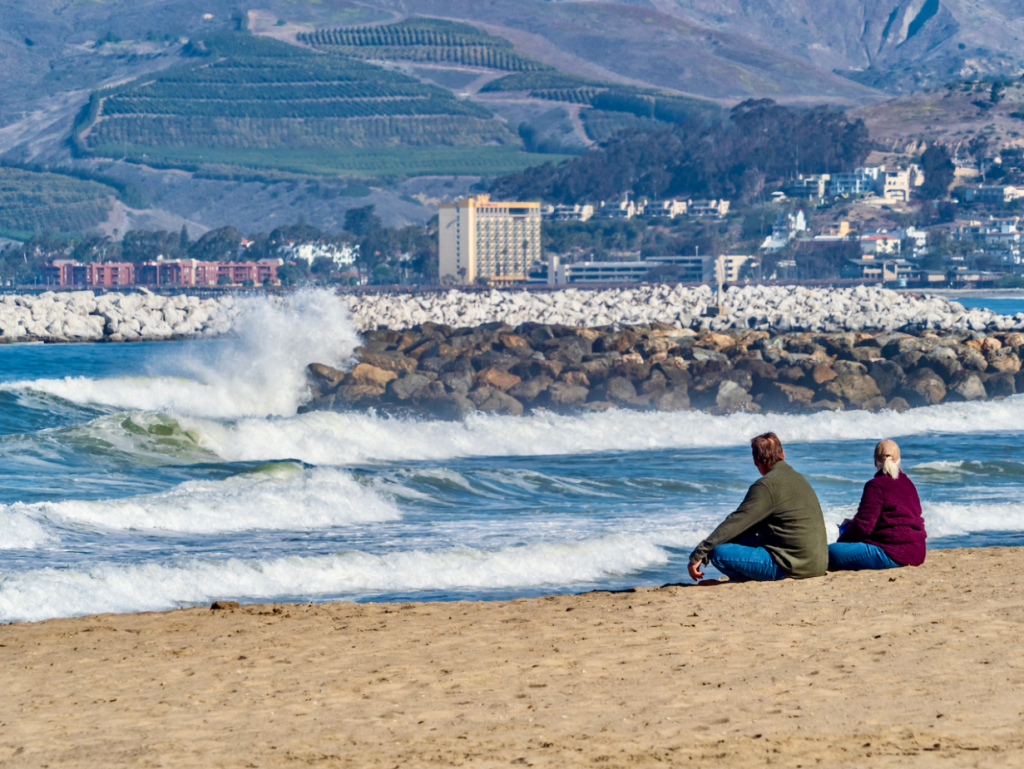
[965,185,1024,204]
[40,259,280,288]
[860,233,902,256]
[789,174,831,199]
[541,204,595,222]
[689,199,730,218]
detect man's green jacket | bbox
[688,460,828,579]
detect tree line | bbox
[490,99,872,204]
[0,206,438,287]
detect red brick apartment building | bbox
[40,259,280,288]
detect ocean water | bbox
[1,290,1023,623]
[956,293,1024,317]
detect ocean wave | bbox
[0,507,55,550]
[912,459,1024,479]
[0,531,691,622]
[183,396,1024,466]
[922,501,1024,539]
[1,464,400,536]
[0,289,360,420]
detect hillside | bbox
[852,78,1024,152]
[71,31,564,178]
[0,166,118,239]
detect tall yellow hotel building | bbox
[438,195,542,284]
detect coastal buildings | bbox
[39,258,281,288]
[788,166,923,202]
[546,253,716,285]
[439,194,542,284]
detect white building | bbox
[655,199,689,218]
[965,185,1024,204]
[542,204,595,222]
[689,199,730,218]
[439,194,542,284]
[860,234,902,256]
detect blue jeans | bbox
[709,544,788,582]
[828,542,901,571]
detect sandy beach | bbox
[0,547,1021,768]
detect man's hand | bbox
[688,561,705,582]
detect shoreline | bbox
[3,546,1022,767]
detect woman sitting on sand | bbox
[829,439,927,571]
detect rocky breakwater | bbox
[0,291,237,342]
[348,284,1024,334]
[304,322,1024,419]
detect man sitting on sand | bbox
[688,432,828,583]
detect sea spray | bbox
[1,289,361,419]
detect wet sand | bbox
[1,546,1022,768]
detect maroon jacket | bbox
[838,471,927,566]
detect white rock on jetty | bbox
[347,285,1024,334]
[0,291,237,342]
[1,285,1020,343]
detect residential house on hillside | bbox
[541,204,595,222]
[689,199,730,218]
[965,185,1024,204]
[860,233,901,256]
[788,166,921,202]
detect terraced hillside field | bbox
[0,167,118,238]
[480,72,722,143]
[76,33,558,177]
[298,18,549,73]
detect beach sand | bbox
[2,547,1022,768]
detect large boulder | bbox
[947,372,987,402]
[715,380,753,412]
[387,373,432,401]
[602,376,638,404]
[348,363,398,389]
[307,363,347,392]
[475,367,522,392]
[508,376,553,404]
[546,382,590,407]
[653,387,691,411]
[868,360,905,399]
[902,368,947,406]
[823,373,882,409]
[477,391,525,416]
[988,352,1021,375]
[759,382,816,412]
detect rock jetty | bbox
[348,285,1024,334]
[304,322,1024,419]
[0,291,237,342]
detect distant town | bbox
[6,159,1024,293]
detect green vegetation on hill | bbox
[299,18,548,72]
[0,167,117,236]
[491,100,871,205]
[483,72,722,143]
[86,145,570,178]
[77,31,530,177]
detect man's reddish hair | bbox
[751,432,784,469]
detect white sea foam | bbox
[0,532,688,622]
[3,465,400,535]
[1,289,360,419]
[0,507,54,550]
[183,396,1024,466]
[923,501,1024,539]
